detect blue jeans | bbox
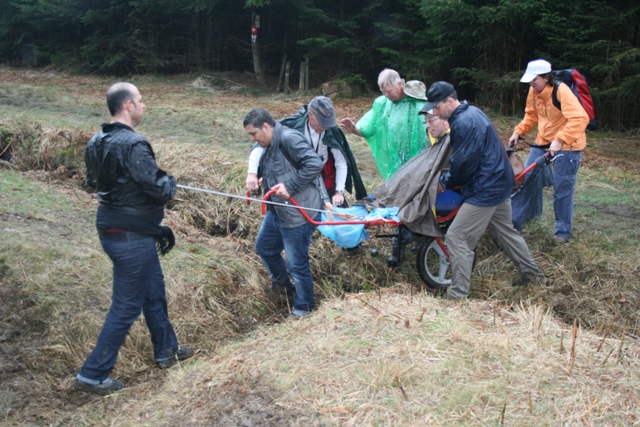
[515,147,581,240]
[78,236,178,381]
[552,149,582,240]
[255,211,316,312]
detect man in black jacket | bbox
[75,82,192,394]
[425,81,547,300]
[244,108,326,318]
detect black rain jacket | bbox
[85,122,176,235]
[260,123,326,228]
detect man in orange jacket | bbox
[508,59,589,243]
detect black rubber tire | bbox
[416,236,477,290]
[416,236,452,289]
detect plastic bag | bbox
[317,206,401,249]
[317,206,369,249]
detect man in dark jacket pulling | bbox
[246,96,367,206]
[424,82,547,300]
[76,82,192,394]
[244,108,326,318]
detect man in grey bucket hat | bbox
[308,96,337,128]
[247,96,367,207]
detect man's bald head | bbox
[106,82,138,116]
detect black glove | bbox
[156,225,175,256]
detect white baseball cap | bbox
[520,59,552,83]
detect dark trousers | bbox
[78,236,178,381]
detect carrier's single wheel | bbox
[417,236,476,289]
[417,237,451,289]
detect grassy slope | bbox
[1,67,640,426]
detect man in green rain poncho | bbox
[341,68,428,267]
[341,68,428,181]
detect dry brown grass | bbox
[0,123,91,176]
[67,289,640,426]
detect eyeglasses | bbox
[426,117,440,124]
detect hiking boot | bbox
[74,376,124,395]
[442,292,465,302]
[513,274,549,287]
[156,346,194,369]
[387,237,402,267]
[345,244,365,257]
[291,308,310,318]
[388,226,414,267]
[553,236,569,244]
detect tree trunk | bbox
[299,61,305,91]
[251,11,265,86]
[305,57,309,91]
[284,62,291,94]
[277,54,287,92]
[252,41,265,86]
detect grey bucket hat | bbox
[308,96,337,128]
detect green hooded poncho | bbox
[357,95,428,180]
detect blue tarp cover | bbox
[317,206,400,248]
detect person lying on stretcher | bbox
[362,109,452,267]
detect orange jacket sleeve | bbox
[514,87,539,137]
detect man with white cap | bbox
[247,96,367,206]
[508,59,589,243]
[424,81,548,300]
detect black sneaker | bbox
[156,346,194,369]
[74,377,124,395]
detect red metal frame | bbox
[256,152,549,241]
[260,189,401,228]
